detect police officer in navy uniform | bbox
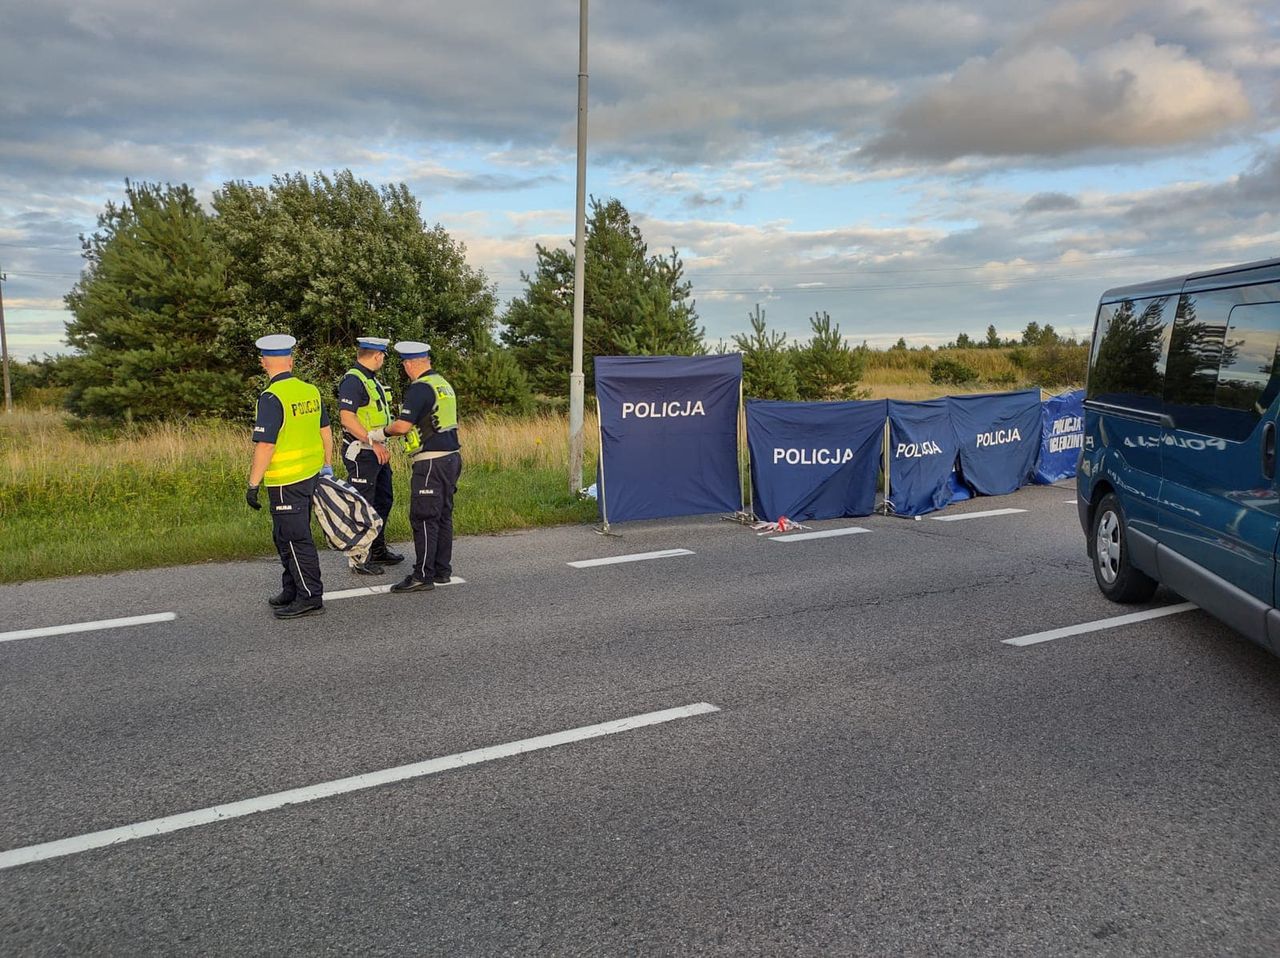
[337,336,403,574]
[373,341,461,593]
[246,334,333,619]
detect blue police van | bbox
[1078,257,1280,652]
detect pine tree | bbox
[790,311,868,400]
[733,305,799,400]
[62,182,244,420]
[502,197,704,394]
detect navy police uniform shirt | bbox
[253,372,330,444]
[398,379,461,453]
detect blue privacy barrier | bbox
[746,399,887,522]
[595,354,743,524]
[886,399,963,517]
[947,389,1042,496]
[1033,389,1085,484]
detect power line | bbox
[688,273,1108,295]
[0,241,82,252]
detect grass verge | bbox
[0,410,599,584]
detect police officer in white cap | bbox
[246,334,333,619]
[336,335,403,573]
[371,341,461,593]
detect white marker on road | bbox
[770,527,871,543]
[1002,603,1197,647]
[0,613,176,645]
[568,549,694,568]
[325,577,466,602]
[930,508,1027,522]
[0,702,720,871]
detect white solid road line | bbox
[1002,602,1198,647]
[1065,499,1078,504]
[568,549,694,568]
[325,577,466,602]
[0,702,721,871]
[0,613,177,645]
[771,527,871,543]
[930,508,1027,522]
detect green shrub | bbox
[929,357,979,386]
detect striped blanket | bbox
[312,475,383,564]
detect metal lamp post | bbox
[567,0,588,492]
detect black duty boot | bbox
[349,560,384,576]
[390,575,434,593]
[273,598,325,619]
[370,544,404,565]
[268,591,296,608]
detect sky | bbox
[1,0,1279,360]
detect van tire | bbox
[1091,492,1158,603]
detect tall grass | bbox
[861,345,1086,398]
[0,409,599,583]
[865,347,1021,380]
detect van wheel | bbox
[1092,492,1158,603]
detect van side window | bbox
[1165,287,1280,440]
[1165,292,1229,413]
[1087,295,1173,412]
[1213,303,1280,439]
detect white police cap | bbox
[356,336,391,352]
[256,334,296,356]
[393,341,431,360]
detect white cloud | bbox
[865,34,1252,161]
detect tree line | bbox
[28,170,1083,422]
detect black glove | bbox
[245,484,261,510]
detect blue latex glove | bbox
[319,465,334,479]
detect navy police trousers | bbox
[344,448,394,551]
[409,452,461,582]
[268,476,323,602]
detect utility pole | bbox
[567,0,589,493]
[0,264,11,414]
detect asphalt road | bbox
[3,483,1280,956]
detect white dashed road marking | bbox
[1002,603,1198,647]
[770,527,871,543]
[930,508,1027,522]
[0,580,468,643]
[326,577,466,601]
[568,549,694,568]
[0,702,721,871]
[0,613,177,645]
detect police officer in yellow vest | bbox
[246,334,333,619]
[337,336,403,573]
[370,341,461,593]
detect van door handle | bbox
[1264,422,1276,479]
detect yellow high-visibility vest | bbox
[346,365,392,432]
[261,376,325,486]
[404,371,458,454]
